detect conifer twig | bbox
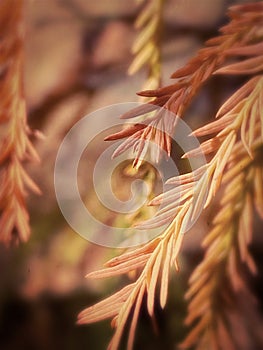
[79,75,263,350]
[79,3,263,349]
[0,0,41,245]
[106,3,263,165]
[181,144,263,350]
[129,0,165,91]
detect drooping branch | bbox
[0,0,41,245]
[106,3,263,165]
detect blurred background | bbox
[0,0,262,349]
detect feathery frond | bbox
[79,73,263,349]
[79,2,263,349]
[129,0,165,91]
[0,0,41,245]
[106,2,263,165]
[181,145,263,350]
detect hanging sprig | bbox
[0,0,41,245]
[78,203,189,350]
[79,56,263,350]
[106,2,263,165]
[129,0,166,91]
[181,144,263,350]
[79,2,263,350]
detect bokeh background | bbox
[0,0,262,349]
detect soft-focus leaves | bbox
[0,0,40,245]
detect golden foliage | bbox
[79,2,263,350]
[106,2,263,165]
[129,0,165,91]
[0,0,40,245]
[181,145,263,350]
[79,77,263,350]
